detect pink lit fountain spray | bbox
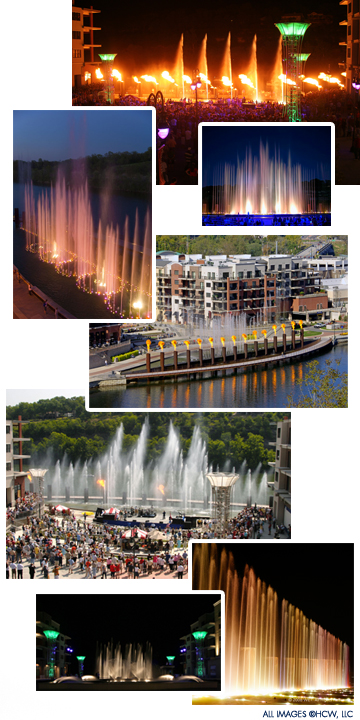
[23,172,151,317]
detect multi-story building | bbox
[157,254,277,324]
[269,417,291,528]
[6,417,31,506]
[156,252,327,324]
[179,600,221,679]
[72,3,101,87]
[36,612,72,679]
[339,0,360,94]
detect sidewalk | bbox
[13,269,74,319]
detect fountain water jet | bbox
[193,546,350,694]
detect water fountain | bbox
[212,139,315,216]
[221,32,233,98]
[193,546,350,694]
[198,35,209,100]
[39,419,273,511]
[22,173,152,316]
[247,35,258,102]
[97,641,153,681]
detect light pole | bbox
[77,656,86,677]
[43,630,59,680]
[192,631,207,678]
[275,22,310,122]
[191,70,202,123]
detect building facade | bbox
[156,253,327,324]
[269,418,291,528]
[6,417,31,506]
[72,3,101,87]
[179,600,221,679]
[36,612,72,679]
[339,0,360,94]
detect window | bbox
[174,280,179,285]
[206,303,211,307]
[200,282,204,289]
[277,427,281,438]
[206,293,211,298]
[285,264,290,269]
[72,49,82,58]
[6,444,11,453]
[72,31,81,39]
[6,462,11,471]
[6,425,10,434]
[270,265,275,270]
[206,282,211,287]
[174,299,179,304]
[174,270,179,275]
[192,272,196,279]
[72,11,81,20]
[175,290,179,294]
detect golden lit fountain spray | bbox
[281,323,287,352]
[197,338,203,366]
[242,333,248,359]
[208,337,215,365]
[158,340,165,372]
[171,339,178,370]
[253,329,258,357]
[146,338,151,373]
[220,336,226,363]
[231,335,237,362]
[261,329,268,355]
[184,340,191,369]
[291,320,296,349]
[272,324,278,353]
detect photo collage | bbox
[5,0,355,717]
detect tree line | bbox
[6,398,286,469]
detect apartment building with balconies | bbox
[339,0,360,94]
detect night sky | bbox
[13,110,152,162]
[36,593,220,675]
[89,0,344,81]
[193,543,354,652]
[202,125,332,184]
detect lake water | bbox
[89,342,347,409]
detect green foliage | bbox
[287,359,348,408]
[111,350,139,363]
[156,235,348,258]
[13,148,152,196]
[6,397,286,468]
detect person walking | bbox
[17,561,24,579]
[177,563,184,580]
[10,561,17,579]
[29,563,36,579]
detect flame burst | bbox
[97,479,105,488]
[157,485,165,496]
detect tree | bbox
[287,359,348,408]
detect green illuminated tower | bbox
[77,656,86,677]
[192,631,207,678]
[43,630,59,679]
[275,22,311,122]
[166,655,176,675]
[98,53,117,104]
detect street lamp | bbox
[77,656,86,677]
[43,630,59,679]
[133,300,142,319]
[192,631,207,678]
[191,70,202,123]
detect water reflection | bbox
[90,344,348,409]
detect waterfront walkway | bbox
[13,268,75,319]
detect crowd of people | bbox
[6,509,189,580]
[72,85,360,184]
[6,492,42,521]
